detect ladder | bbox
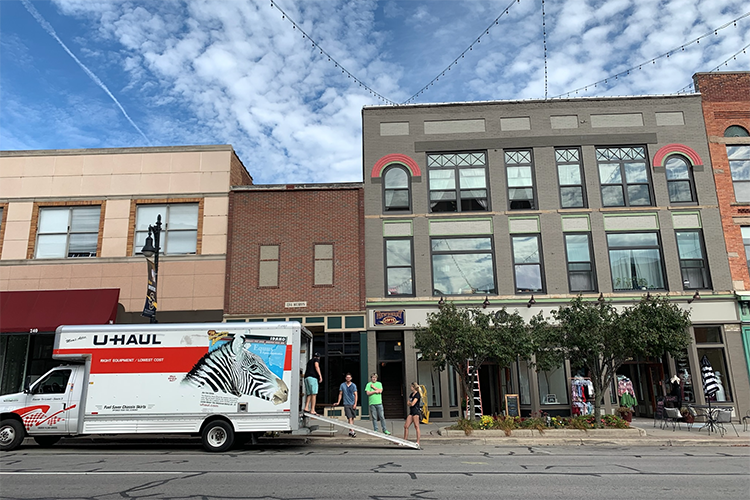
[466,363,483,419]
[302,411,420,449]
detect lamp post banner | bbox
[142,258,158,318]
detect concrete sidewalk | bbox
[311,416,750,447]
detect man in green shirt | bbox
[365,373,390,434]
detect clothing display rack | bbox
[570,377,594,416]
[617,375,637,408]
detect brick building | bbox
[224,184,366,407]
[0,145,251,393]
[362,93,748,420]
[693,71,750,396]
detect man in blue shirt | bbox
[335,373,358,437]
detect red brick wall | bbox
[225,187,365,315]
[694,72,750,289]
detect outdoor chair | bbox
[662,407,683,431]
[743,410,750,432]
[686,405,698,431]
[716,409,740,437]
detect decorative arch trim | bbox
[653,144,703,168]
[371,154,421,178]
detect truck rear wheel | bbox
[201,420,234,452]
[34,436,62,447]
[1,419,25,451]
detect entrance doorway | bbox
[377,331,405,420]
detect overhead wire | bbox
[542,0,548,100]
[552,11,750,99]
[676,42,750,93]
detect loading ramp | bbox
[302,411,420,449]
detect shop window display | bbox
[697,348,731,402]
[417,358,442,407]
[674,351,695,403]
[537,363,569,405]
[518,360,531,405]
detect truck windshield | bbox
[32,369,71,394]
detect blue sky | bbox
[1,0,748,183]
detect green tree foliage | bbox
[533,295,692,425]
[415,303,534,420]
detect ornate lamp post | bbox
[141,215,162,323]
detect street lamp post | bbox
[141,214,162,323]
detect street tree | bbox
[533,295,692,424]
[415,302,533,420]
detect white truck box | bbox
[0,322,311,452]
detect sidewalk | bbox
[309,416,750,447]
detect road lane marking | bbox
[0,472,186,475]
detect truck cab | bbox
[0,364,85,450]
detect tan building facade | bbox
[0,145,251,393]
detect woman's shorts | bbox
[304,377,318,395]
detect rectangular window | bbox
[742,227,750,270]
[135,204,198,255]
[314,244,334,285]
[505,149,536,210]
[258,245,279,287]
[519,360,531,406]
[728,145,750,202]
[675,230,711,289]
[448,365,458,407]
[697,347,732,402]
[538,363,569,405]
[431,237,496,295]
[556,148,586,208]
[427,152,488,212]
[511,234,544,293]
[385,238,414,296]
[35,206,101,258]
[564,233,596,292]
[596,146,653,207]
[417,357,442,407]
[607,232,666,291]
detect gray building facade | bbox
[362,95,748,421]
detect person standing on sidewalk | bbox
[403,382,421,447]
[335,373,358,437]
[303,352,322,414]
[365,373,390,435]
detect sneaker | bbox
[349,431,356,438]
[383,430,391,435]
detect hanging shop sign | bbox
[374,310,405,326]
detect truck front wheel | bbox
[34,436,61,447]
[201,420,234,452]
[0,419,25,451]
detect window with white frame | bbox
[607,232,666,291]
[506,149,536,210]
[427,152,488,212]
[597,146,653,207]
[385,238,414,296]
[511,234,544,293]
[665,155,697,203]
[35,206,101,259]
[675,230,711,289]
[134,204,199,255]
[728,145,750,203]
[431,237,496,295]
[383,165,411,212]
[555,148,586,208]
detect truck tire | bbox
[0,419,25,451]
[34,436,62,447]
[201,420,234,452]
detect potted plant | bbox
[615,406,633,422]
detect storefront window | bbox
[417,357,442,407]
[519,360,531,405]
[694,326,722,344]
[537,364,569,405]
[697,348,732,402]
[674,350,695,403]
[448,366,458,407]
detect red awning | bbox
[0,289,120,333]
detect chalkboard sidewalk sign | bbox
[505,394,520,417]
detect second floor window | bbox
[597,146,652,207]
[556,148,586,208]
[506,149,536,210]
[607,232,665,291]
[564,233,596,292]
[675,230,711,289]
[383,166,411,212]
[431,237,496,295]
[511,234,544,293]
[728,145,750,203]
[427,152,488,212]
[385,238,414,296]
[35,206,101,259]
[135,204,198,255]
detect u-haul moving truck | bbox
[0,322,311,452]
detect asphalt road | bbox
[1,439,749,500]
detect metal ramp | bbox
[302,411,420,449]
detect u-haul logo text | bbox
[93,334,162,346]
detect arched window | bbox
[724,125,750,137]
[665,155,697,204]
[383,165,411,212]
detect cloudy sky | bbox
[1,0,748,183]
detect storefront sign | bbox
[505,394,520,417]
[285,301,307,308]
[141,259,157,319]
[374,310,405,326]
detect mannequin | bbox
[714,371,727,402]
